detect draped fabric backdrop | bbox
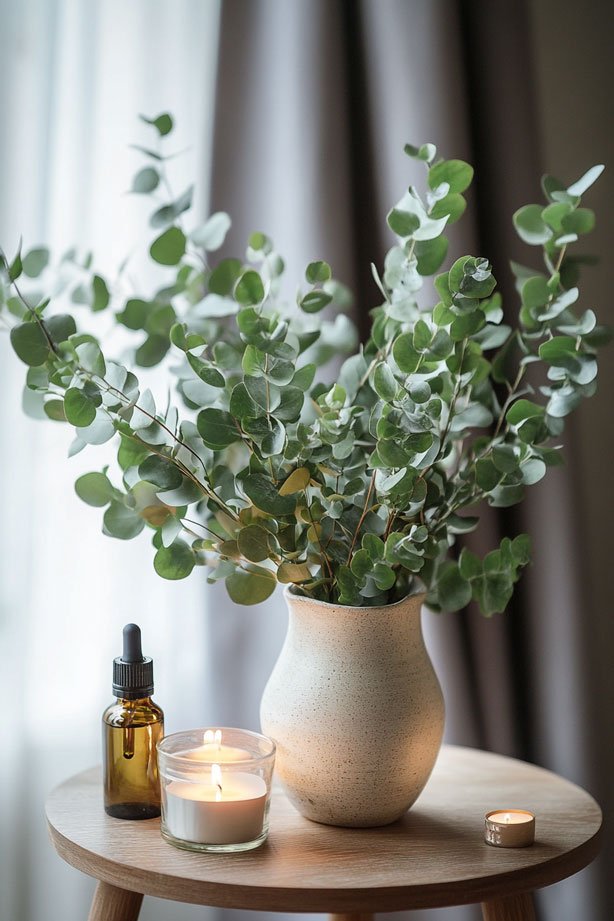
[0,2,612,921]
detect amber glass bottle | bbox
[103,624,164,819]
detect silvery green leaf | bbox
[391,189,449,241]
[513,205,553,245]
[77,409,115,444]
[158,479,204,505]
[520,457,547,485]
[182,379,220,406]
[162,515,183,547]
[190,212,231,250]
[557,309,596,336]
[192,293,238,318]
[537,286,579,321]
[553,233,578,247]
[384,246,422,292]
[76,341,106,377]
[566,164,604,197]
[449,403,493,432]
[131,388,156,430]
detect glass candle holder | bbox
[158,728,275,853]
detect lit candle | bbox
[178,729,251,763]
[158,727,275,852]
[164,763,268,846]
[485,809,535,847]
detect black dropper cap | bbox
[112,624,154,700]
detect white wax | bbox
[178,744,251,763]
[488,811,533,825]
[164,775,267,845]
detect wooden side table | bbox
[46,745,601,921]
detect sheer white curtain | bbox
[0,3,221,919]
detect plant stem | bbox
[346,471,377,564]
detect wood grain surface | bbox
[481,892,536,921]
[87,882,143,921]
[46,745,601,913]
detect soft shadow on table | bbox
[263,809,478,860]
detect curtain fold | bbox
[208,3,613,921]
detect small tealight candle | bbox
[158,728,275,853]
[485,809,536,848]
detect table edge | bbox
[46,810,603,912]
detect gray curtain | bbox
[205,2,614,921]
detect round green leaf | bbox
[209,258,242,295]
[437,562,472,613]
[117,298,148,330]
[305,261,331,284]
[140,112,173,136]
[237,524,271,562]
[372,362,397,402]
[506,399,544,425]
[22,247,49,278]
[75,472,114,507]
[10,322,50,366]
[538,336,576,363]
[131,167,159,194]
[138,455,183,490]
[234,270,264,306]
[513,205,552,245]
[392,334,421,373]
[197,408,241,449]
[44,399,66,421]
[135,334,169,367]
[242,473,296,516]
[92,275,110,312]
[226,566,276,605]
[521,276,549,310]
[103,502,145,540]
[428,159,474,194]
[149,227,186,265]
[561,208,595,235]
[387,209,420,237]
[154,540,195,579]
[64,387,97,426]
[430,193,466,223]
[277,561,311,584]
[299,290,333,313]
[46,313,77,345]
[415,236,448,276]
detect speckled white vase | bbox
[260,587,445,827]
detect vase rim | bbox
[283,584,426,612]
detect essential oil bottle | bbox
[103,623,164,819]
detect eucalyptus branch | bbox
[1,122,604,610]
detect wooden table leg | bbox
[481,892,536,921]
[87,881,143,921]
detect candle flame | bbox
[203,728,223,748]
[211,762,223,801]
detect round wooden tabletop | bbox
[46,745,602,913]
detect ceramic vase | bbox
[260,587,445,827]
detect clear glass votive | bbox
[157,728,275,853]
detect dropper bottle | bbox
[102,624,164,819]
